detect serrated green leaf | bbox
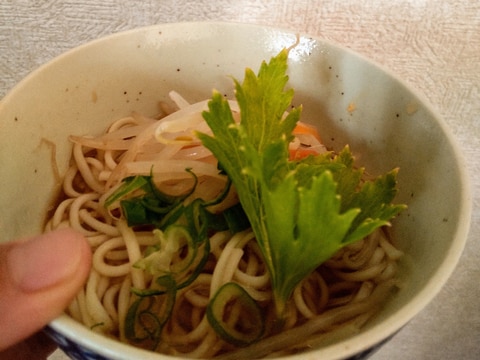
[197,49,406,319]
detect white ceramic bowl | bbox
[0,22,471,360]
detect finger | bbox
[0,228,92,350]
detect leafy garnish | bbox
[197,49,406,318]
[104,169,197,228]
[104,170,248,234]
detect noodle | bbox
[45,93,403,358]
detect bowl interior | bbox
[0,22,470,359]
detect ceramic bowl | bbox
[0,22,471,360]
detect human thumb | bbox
[0,228,91,350]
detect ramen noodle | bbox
[45,90,403,358]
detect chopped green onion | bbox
[222,203,250,234]
[104,175,149,207]
[125,275,176,350]
[207,282,264,347]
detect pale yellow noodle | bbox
[180,330,222,359]
[351,281,375,302]
[377,261,398,282]
[93,237,132,277]
[333,262,387,282]
[118,276,132,342]
[104,249,128,261]
[216,281,395,360]
[118,220,146,290]
[379,233,404,260]
[183,274,212,308]
[73,143,105,193]
[103,282,122,323]
[87,234,112,248]
[75,288,95,328]
[366,247,386,266]
[85,270,113,331]
[49,198,74,228]
[165,299,210,344]
[96,274,110,299]
[45,106,403,358]
[68,193,100,236]
[103,150,119,171]
[62,165,83,197]
[79,208,119,236]
[209,231,250,295]
[67,295,82,323]
[294,281,319,319]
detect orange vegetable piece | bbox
[289,122,323,160]
[289,147,319,160]
[292,121,322,142]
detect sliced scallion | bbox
[207,282,264,347]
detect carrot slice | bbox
[290,122,323,160]
[292,121,322,142]
[289,147,318,160]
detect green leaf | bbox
[233,50,299,152]
[196,49,406,319]
[263,170,361,314]
[222,203,251,234]
[197,49,406,318]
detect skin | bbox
[0,228,92,359]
